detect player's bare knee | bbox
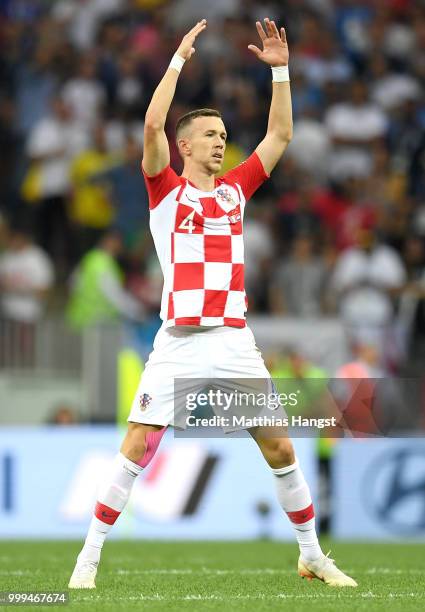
[263,438,295,469]
[120,423,147,463]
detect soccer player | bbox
[69,18,357,589]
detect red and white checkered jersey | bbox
[143,152,269,328]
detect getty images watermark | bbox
[173,377,424,438]
[184,388,336,430]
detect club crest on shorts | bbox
[140,393,152,410]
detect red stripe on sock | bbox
[286,503,315,525]
[95,502,121,525]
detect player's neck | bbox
[181,166,216,192]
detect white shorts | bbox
[127,324,273,427]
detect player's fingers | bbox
[255,21,267,41]
[270,20,280,38]
[185,24,198,38]
[186,25,206,46]
[264,17,274,38]
[195,19,207,31]
[248,44,262,58]
[193,22,207,39]
[194,18,207,29]
[187,19,206,37]
[280,27,287,43]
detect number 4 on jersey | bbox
[179,210,195,233]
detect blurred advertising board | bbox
[332,438,425,540]
[0,427,316,540]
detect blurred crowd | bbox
[0,0,425,371]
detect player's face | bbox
[185,116,227,174]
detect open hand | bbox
[248,18,289,67]
[176,19,207,61]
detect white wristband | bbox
[169,53,185,73]
[271,65,290,82]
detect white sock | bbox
[79,453,143,563]
[272,459,323,562]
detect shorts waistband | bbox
[164,325,246,337]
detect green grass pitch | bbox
[0,539,423,611]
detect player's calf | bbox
[272,458,323,563]
[122,422,167,468]
[251,431,323,563]
[254,432,357,586]
[69,423,166,589]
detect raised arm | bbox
[248,18,293,175]
[142,20,207,176]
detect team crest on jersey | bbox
[216,187,234,203]
[216,186,238,211]
[140,393,152,410]
[227,206,241,224]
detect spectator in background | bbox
[369,54,421,112]
[276,176,324,245]
[243,207,274,312]
[333,0,374,66]
[330,227,406,367]
[286,106,331,181]
[294,29,353,88]
[0,223,54,324]
[332,339,386,438]
[48,403,80,425]
[52,0,125,51]
[24,96,88,275]
[14,44,59,137]
[69,123,118,257]
[335,339,385,379]
[0,223,54,366]
[270,234,328,317]
[325,79,388,180]
[332,339,408,435]
[276,166,377,254]
[174,55,212,109]
[115,52,145,115]
[62,51,106,129]
[231,79,266,154]
[289,69,323,120]
[267,345,330,420]
[66,230,143,330]
[364,142,406,213]
[103,109,145,154]
[333,175,377,251]
[90,134,149,241]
